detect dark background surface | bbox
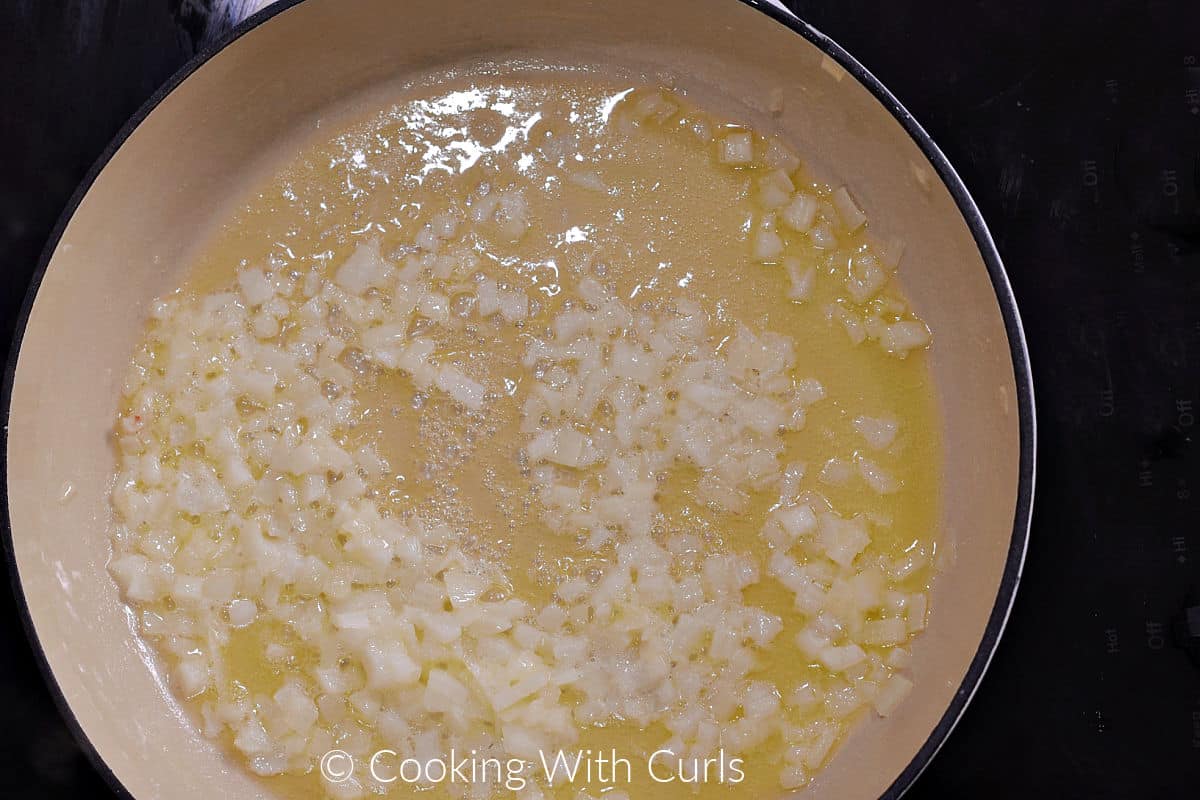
[2,0,1199,797]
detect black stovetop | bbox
[1,1,1197,798]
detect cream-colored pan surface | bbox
[5,1,1031,798]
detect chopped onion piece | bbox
[753,228,785,262]
[857,456,900,494]
[784,257,816,301]
[757,170,795,209]
[781,193,818,233]
[435,366,486,410]
[853,415,898,450]
[335,239,390,294]
[879,320,932,354]
[873,674,913,717]
[718,132,754,165]
[832,186,868,230]
[227,598,257,628]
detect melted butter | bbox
[176,70,941,799]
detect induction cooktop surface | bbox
[0,1,1197,799]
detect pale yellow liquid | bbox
[171,71,940,799]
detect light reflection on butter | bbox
[335,86,638,185]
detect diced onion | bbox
[108,84,934,794]
[780,193,818,233]
[718,132,754,164]
[832,186,867,231]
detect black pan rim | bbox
[0,1,1036,798]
